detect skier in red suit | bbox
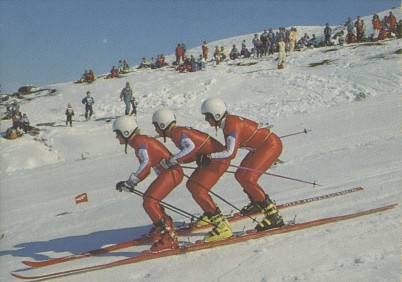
[200,97,284,231]
[113,116,183,252]
[152,108,232,242]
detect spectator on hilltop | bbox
[344,17,354,33]
[260,29,269,56]
[155,55,166,68]
[138,57,151,69]
[378,27,388,40]
[105,66,119,79]
[387,11,397,34]
[198,54,206,69]
[176,56,193,72]
[277,37,286,69]
[337,31,346,46]
[267,28,276,55]
[130,91,138,116]
[220,46,227,60]
[11,111,21,129]
[229,45,240,60]
[289,27,298,53]
[76,70,95,83]
[189,55,198,72]
[397,20,402,38]
[181,43,187,61]
[310,34,322,47]
[382,14,389,30]
[345,30,357,44]
[65,103,74,127]
[276,28,287,48]
[213,46,222,64]
[202,41,209,60]
[372,14,382,40]
[175,44,184,65]
[252,33,263,58]
[82,91,94,120]
[354,16,365,42]
[324,23,332,46]
[299,33,312,48]
[240,40,251,58]
[118,60,130,74]
[120,82,133,115]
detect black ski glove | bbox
[116,181,134,192]
[196,154,211,166]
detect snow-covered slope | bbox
[0,8,401,282]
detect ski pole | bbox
[228,164,321,187]
[179,170,259,224]
[182,165,320,187]
[129,188,197,221]
[279,128,311,138]
[129,186,220,227]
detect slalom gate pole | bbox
[129,189,197,221]
[228,164,321,187]
[179,169,259,224]
[279,128,311,138]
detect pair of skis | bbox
[11,187,397,280]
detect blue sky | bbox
[0,0,399,94]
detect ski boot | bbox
[145,215,174,241]
[194,213,213,227]
[255,195,284,232]
[240,201,260,216]
[204,210,232,242]
[150,222,179,252]
[194,207,221,227]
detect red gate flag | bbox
[75,193,88,204]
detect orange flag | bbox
[75,193,88,204]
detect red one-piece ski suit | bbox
[128,134,183,223]
[169,126,230,214]
[211,115,282,202]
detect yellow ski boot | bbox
[194,213,213,227]
[204,211,232,242]
[255,196,284,232]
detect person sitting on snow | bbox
[229,45,240,60]
[118,60,130,73]
[138,57,150,69]
[397,20,402,38]
[198,54,206,70]
[20,113,30,133]
[155,55,166,68]
[105,66,119,79]
[86,70,95,82]
[176,56,193,72]
[240,40,251,58]
[12,112,21,129]
[213,46,222,64]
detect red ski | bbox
[12,203,397,280]
[22,187,363,268]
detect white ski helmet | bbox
[152,108,176,130]
[112,116,138,138]
[201,97,227,122]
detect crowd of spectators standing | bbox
[134,11,400,72]
[70,11,401,78]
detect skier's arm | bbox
[210,132,236,159]
[172,135,196,163]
